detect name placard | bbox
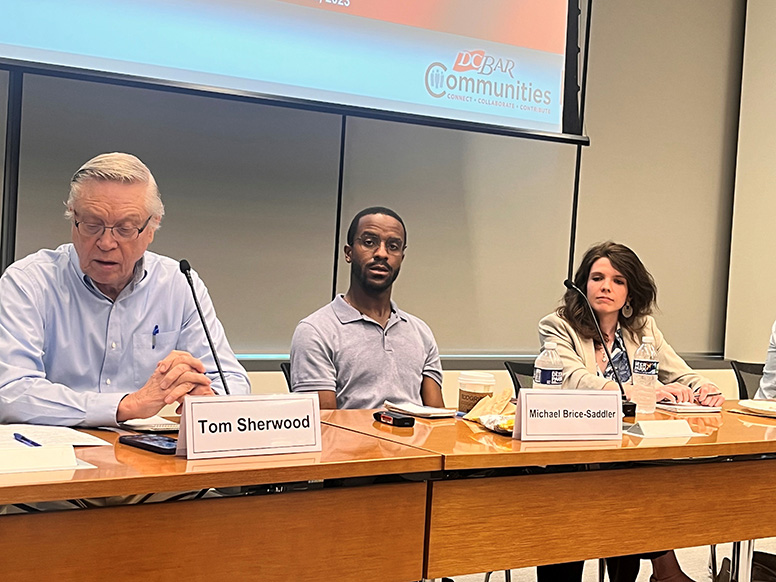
[176,393,322,460]
[513,389,622,441]
[625,419,696,439]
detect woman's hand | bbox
[693,383,725,407]
[655,383,694,403]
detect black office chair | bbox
[730,360,765,400]
[503,361,534,394]
[280,362,291,390]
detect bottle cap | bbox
[544,341,557,350]
[641,336,654,343]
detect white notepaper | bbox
[0,424,111,447]
[119,415,180,431]
[383,400,457,418]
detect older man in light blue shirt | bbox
[0,152,249,426]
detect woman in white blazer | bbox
[539,241,722,403]
[536,242,723,582]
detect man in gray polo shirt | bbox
[290,207,445,409]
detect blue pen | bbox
[152,325,159,349]
[14,433,41,447]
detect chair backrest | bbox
[730,360,764,400]
[280,362,292,390]
[504,361,534,393]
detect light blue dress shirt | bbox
[0,244,250,426]
[756,320,776,399]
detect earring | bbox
[622,302,633,318]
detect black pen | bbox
[13,432,41,447]
[692,386,722,401]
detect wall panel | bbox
[577,0,744,355]
[15,75,342,354]
[726,0,776,361]
[0,70,7,215]
[340,118,575,355]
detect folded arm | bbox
[0,272,126,426]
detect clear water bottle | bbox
[533,342,563,388]
[632,336,658,413]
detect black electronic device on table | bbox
[119,434,178,455]
[373,410,415,427]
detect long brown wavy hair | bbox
[558,241,657,341]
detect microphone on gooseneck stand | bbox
[563,279,636,416]
[179,259,230,395]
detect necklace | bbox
[598,344,609,364]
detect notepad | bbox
[656,402,722,414]
[119,415,180,432]
[383,400,457,418]
[0,425,110,447]
[0,444,79,474]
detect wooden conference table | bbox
[0,424,440,582]
[323,403,776,580]
[1,403,776,581]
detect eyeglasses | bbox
[355,234,405,255]
[73,214,153,241]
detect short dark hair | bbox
[558,241,657,341]
[346,206,407,246]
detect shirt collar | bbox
[331,294,407,325]
[611,327,626,351]
[68,244,147,300]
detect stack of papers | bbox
[656,402,722,414]
[119,415,180,432]
[0,425,107,474]
[383,400,457,418]
[0,424,110,447]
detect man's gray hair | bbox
[64,152,165,224]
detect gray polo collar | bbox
[332,294,408,325]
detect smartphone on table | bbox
[373,410,415,427]
[118,434,178,455]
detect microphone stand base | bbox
[622,400,637,418]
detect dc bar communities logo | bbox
[425,50,553,115]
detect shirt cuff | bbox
[85,391,130,427]
[422,370,444,387]
[291,383,336,393]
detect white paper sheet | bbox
[0,424,111,447]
